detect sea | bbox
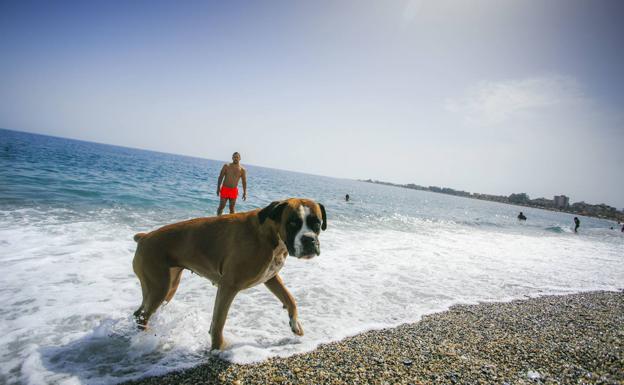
[1,128,622,385]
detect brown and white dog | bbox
[131,198,327,350]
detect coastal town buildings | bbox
[362,179,624,222]
[554,195,570,209]
[532,198,554,208]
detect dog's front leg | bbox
[264,275,303,336]
[210,285,238,351]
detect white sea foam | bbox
[0,206,622,384]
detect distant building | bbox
[509,193,530,204]
[532,198,553,208]
[553,195,569,209]
[571,201,617,218]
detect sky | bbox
[1,0,623,208]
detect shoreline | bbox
[360,180,624,223]
[122,290,623,385]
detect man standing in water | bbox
[574,217,580,233]
[216,152,247,215]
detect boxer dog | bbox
[131,198,327,350]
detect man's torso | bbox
[223,163,243,188]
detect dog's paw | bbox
[133,312,148,331]
[289,318,304,336]
[210,335,230,351]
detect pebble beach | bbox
[122,290,623,385]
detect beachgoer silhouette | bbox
[517,212,527,221]
[574,217,580,233]
[345,194,350,202]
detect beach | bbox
[2,130,623,384]
[122,290,623,385]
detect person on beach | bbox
[517,212,527,221]
[345,194,350,202]
[216,152,247,216]
[574,217,580,233]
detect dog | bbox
[131,198,327,350]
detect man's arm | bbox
[241,167,247,201]
[217,165,226,195]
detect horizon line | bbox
[2,126,621,209]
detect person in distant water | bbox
[216,152,247,216]
[621,223,624,232]
[345,194,350,202]
[517,211,527,221]
[574,217,580,233]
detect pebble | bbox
[121,291,624,385]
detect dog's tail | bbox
[133,232,147,242]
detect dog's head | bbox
[258,198,327,259]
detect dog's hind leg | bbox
[132,253,149,329]
[133,284,146,328]
[264,274,303,336]
[210,285,238,350]
[164,267,184,303]
[133,258,170,330]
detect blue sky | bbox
[1,0,623,208]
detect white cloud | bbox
[445,75,586,125]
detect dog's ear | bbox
[258,200,287,224]
[318,203,327,231]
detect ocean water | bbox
[1,128,622,385]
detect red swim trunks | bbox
[220,186,238,199]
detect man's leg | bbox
[228,198,237,214]
[217,198,227,216]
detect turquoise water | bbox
[1,128,622,385]
[2,128,619,234]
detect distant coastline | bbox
[360,179,624,223]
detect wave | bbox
[544,226,569,233]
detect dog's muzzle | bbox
[299,234,320,259]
